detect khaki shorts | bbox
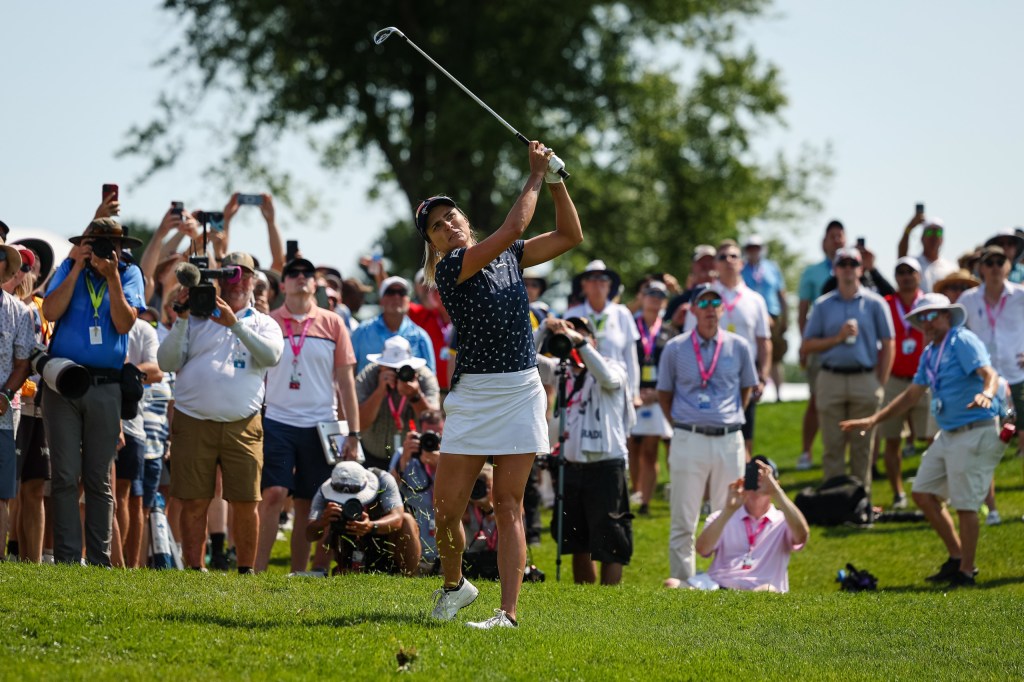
[878,376,938,441]
[912,421,1003,511]
[170,409,264,502]
[805,353,821,395]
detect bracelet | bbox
[982,392,994,401]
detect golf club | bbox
[373,26,569,179]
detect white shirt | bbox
[122,319,159,440]
[959,282,1024,384]
[562,345,635,463]
[157,308,283,422]
[684,281,771,364]
[915,254,958,293]
[564,300,640,396]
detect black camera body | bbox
[416,430,441,457]
[330,497,367,536]
[396,364,417,382]
[471,476,488,501]
[89,237,116,260]
[187,256,242,318]
[545,332,574,360]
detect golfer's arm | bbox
[520,183,583,268]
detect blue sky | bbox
[3,1,1022,282]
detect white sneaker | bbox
[467,609,517,629]
[629,491,644,506]
[796,452,813,470]
[430,578,479,621]
[986,510,1002,526]
[892,494,908,510]
[287,569,328,578]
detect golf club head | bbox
[373,26,405,45]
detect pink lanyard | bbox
[924,332,951,390]
[636,314,662,361]
[743,516,771,552]
[750,263,764,284]
[283,318,312,365]
[893,292,922,336]
[473,507,498,551]
[692,331,724,389]
[985,295,1007,330]
[387,393,408,431]
[721,287,742,314]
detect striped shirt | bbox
[656,329,757,427]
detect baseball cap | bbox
[221,252,256,273]
[833,247,862,265]
[13,245,35,270]
[378,275,411,299]
[282,258,316,276]
[689,283,720,302]
[894,256,921,273]
[743,235,764,248]
[414,196,458,242]
[693,245,716,261]
[643,280,669,297]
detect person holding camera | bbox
[0,242,33,560]
[416,140,582,629]
[305,460,420,576]
[157,251,283,574]
[841,294,1006,588]
[355,336,439,470]
[41,218,147,566]
[657,284,759,584]
[254,257,360,574]
[392,409,444,573]
[694,456,808,592]
[545,317,635,585]
[461,464,498,580]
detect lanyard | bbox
[283,317,312,365]
[387,392,408,431]
[749,263,763,284]
[893,292,922,336]
[636,314,662,362]
[924,332,951,391]
[721,287,743,314]
[985,294,1007,331]
[743,516,771,552]
[472,507,499,551]
[85,276,107,321]
[692,331,724,389]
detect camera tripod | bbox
[553,356,571,582]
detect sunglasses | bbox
[331,481,364,494]
[382,288,408,296]
[918,311,941,322]
[584,274,611,282]
[716,253,741,261]
[943,284,970,292]
[895,267,917,276]
[983,257,1007,267]
[284,269,314,279]
[922,228,943,238]
[836,259,861,268]
[695,297,723,309]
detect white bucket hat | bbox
[319,461,380,507]
[366,335,427,370]
[905,292,966,331]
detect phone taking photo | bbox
[286,240,299,262]
[102,184,119,202]
[915,202,925,215]
[207,211,225,232]
[744,461,760,491]
[237,194,264,206]
[170,201,184,217]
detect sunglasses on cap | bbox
[331,481,364,494]
[695,297,723,309]
[836,259,861,268]
[918,311,941,322]
[922,228,943,238]
[284,268,314,279]
[983,256,1007,267]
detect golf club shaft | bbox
[385,29,570,179]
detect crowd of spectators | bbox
[1,195,1020,593]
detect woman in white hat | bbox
[415,141,582,629]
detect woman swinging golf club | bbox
[417,141,582,628]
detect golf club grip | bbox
[557,167,570,179]
[516,133,571,178]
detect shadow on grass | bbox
[882,575,1024,593]
[818,523,932,538]
[159,610,432,629]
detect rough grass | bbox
[2,400,1024,680]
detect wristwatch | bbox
[371,521,379,535]
[347,432,361,440]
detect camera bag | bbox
[120,363,146,419]
[795,475,869,526]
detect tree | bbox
[123,1,829,294]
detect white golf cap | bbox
[378,275,411,299]
[895,256,921,273]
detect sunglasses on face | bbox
[983,257,1007,267]
[943,284,970,292]
[716,253,741,261]
[695,297,723,309]
[836,259,860,268]
[584,274,611,282]
[922,228,943,238]
[895,267,917,276]
[919,311,941,322]
[284,269,314,279]
[382,288,408,297]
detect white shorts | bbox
[441,368,550,456]
[632,402,673,438]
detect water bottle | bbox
[352,549,365,573]
[370,245,383,277]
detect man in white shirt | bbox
[157,252,284,573]
[685,240,771,454]
[898,213,957,292]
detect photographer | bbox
[543,317,636,586]
[0,242,33,561]
[391,409,444,572]
[355,336,439,469]
[462,464,498,580]
[41,218,147,566]
[693,457,808,593]
[157,251,283,574]
[305,461,420,576]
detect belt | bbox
[84,366,122,385]
[946,418,998,435]
[563,458,626,470]
[891,373,916,381]
[673,423,743,437]
[822,365,873,375]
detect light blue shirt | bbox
[350,315,435,374]
[803,288,894,369]
[656,330,758,427]
[742,259,784,317]
[912,326,998,431]
[798,259,833,304]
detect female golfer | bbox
[417,141,582,628]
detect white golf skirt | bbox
[441,368,550,455]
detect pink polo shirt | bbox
[701,505,804,593]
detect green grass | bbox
[3,401,1024,680]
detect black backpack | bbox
[795,475,870,526]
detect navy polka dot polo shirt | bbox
[435,240,536,387]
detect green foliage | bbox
[122,1,830,287]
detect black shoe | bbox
[948,571,977,588]
[638,503,650,516]
[210,553,230,571]
[925,557,961,582]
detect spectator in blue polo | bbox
[351,276,435,374]
[742,235,789,399]
[41,217,147,566]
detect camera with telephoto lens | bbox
[396,364,416,382]
[330,498,367,536]
[88,237,116,261]
[471,476,488,501]
[545,333,574,360]
[28,345,90,400]
[414,430,441,459]
[186,255,243,318]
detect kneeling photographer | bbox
[392,409,444,573]
[540,317,636,585]
[306,461,421,576]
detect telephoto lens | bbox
[419,430,441,452]
[470,476,488,501]
[546,333,574,360]
[89,237,116,260]
[397,365,416,382]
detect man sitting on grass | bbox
[692,456,809,592]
